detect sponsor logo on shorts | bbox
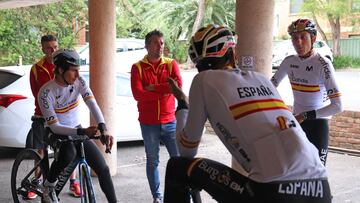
[278,180,324,198]
[198,160,245,194]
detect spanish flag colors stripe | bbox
[229,99,290,120]
[47,118,58,126]
[277,116,288,130]
[290,82,320,92]
[328,92,342,99]
[84,95,95,102]
[179,134,201,149]
[187,158,203,177]
[55,100,80,114]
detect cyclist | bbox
[271,19,343,165]
[163,24,331,203]
[29,35,81,199]
[38,49,117,203]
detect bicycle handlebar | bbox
[55,134,111,154]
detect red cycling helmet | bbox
[288,19,317,36]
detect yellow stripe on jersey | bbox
[290,82,320,92]
[83,95,94,102]
[179,133,201,149]
[277,116,288,130]
[328,92,342,99]
[55,100,80,114]
[47,118,58,126]
[187,158,203,177]
[229,99,290,120]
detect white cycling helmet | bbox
[52,49,81,68]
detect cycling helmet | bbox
[288,18,317,36]
[188,24,236,64]
[52,49,81,67]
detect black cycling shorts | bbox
[301,118,329,165]
[164,157,331,203]
[27,116,46,149]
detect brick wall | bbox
[329,110,360,151]
[204,110,360,151]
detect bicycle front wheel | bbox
[11,149,43,203]
[80,164,96,203]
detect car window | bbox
[116,75,133,97]
[0,71,21,89]
[80,72,133,97]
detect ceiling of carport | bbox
[0,0,61,10]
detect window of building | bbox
[290,0,304,14]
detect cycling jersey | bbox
[38,76,105,135]
[176,68,326,183]
[271,52,342,118]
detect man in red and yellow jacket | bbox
[131,29,182,203]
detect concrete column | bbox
[233,0,275,174]
[235,0,274,78]
[88,0,117,175]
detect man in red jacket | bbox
[29,35,80,199]
[131,29,182,203]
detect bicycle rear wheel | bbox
[11,149,44,203]
[80,164,96,203]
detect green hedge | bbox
[333,56,360,70]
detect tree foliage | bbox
[302,0,360,56]
[115,0,236,63]
[0,0,87,66]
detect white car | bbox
[0,65,142,148]
[272,40,333,69]
[0,65,34,148]
[78,38,147,73]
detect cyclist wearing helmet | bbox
[38,49,117,203]
[271,18,343,166]
[163,24,331,203]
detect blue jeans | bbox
[140,121,179,199]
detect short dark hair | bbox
[145,29,163,46]
[41,35,57,46]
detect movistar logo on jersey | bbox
[237,85,274,98]
[278,180,324,198]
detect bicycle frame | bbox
[78,142,96,203]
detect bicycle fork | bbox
[79,142,96,203]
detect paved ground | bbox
[1,133,359,203]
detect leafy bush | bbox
[333,56,360,69]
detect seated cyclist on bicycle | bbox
[38,49,117,203]
[163,24,331,203]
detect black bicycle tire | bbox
[11,149,43,203]
[81,164,96,203]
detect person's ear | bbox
[311,35,317,44]
[58,67,64,74]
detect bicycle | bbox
[11,129,110,203]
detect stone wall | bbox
[329,110,360,151]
